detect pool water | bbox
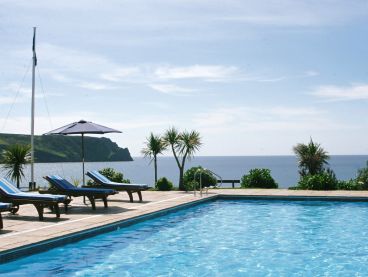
[1,199,368,276]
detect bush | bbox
[295,170,338,190]
[356,162,368,190]
[87,167,130,186]
[241,168,278,188]
[155,177,174,191]
[337,179,362,190]
[183,166,217,191]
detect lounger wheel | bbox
[10,205,19,214]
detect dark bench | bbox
[218,179,240,188]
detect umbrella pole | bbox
[82,133,86,205]
[82,133,85,186]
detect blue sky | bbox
[1,0,368,156]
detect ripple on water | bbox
[2,199,368,276]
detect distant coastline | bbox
[0,133,133,162]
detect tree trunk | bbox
[178,154,187,190]
[178,166,185,190]
[154,155,158,186]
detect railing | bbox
[194,168,223,197]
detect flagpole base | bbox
[29,182,37,191]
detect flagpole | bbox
[30,27,36,190]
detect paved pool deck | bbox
[1,188,368,261]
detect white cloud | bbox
[149,83,197,96]
[1,83,31,95]
[78,82,117,91]
[213,0,368,27]
[310,84,368,101]
[304,70,319,77]
[193,106,336,133]
[154,65,238,81]
[9,0,368,29]
[255,76,287,83]
[100,67,141,82]
[0,113,97,135]
[0,83,31,105]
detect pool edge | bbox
[2,193,368,264]
[219,194,368,202]
[0,195,216,264]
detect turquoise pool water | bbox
[1,199,368,276]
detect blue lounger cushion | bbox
[87,171,149,190]
[0,202,12,211]
[0,178,66,221]
[47,175,116,195]
[0,178,66,202]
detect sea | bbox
[1,156,368,190]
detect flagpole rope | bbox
[36,66,53,130]
[1,59,32,132]
[36,67,65,177]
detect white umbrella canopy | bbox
[45,120,122,185]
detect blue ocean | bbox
[2,155,368,189]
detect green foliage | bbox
[71,177,81,187]
[295,170,338,190]
[163,127,202,190]
[337,179,362,190]
[1,144,31,188]
[87,167,130,185]
[0,133,132,163]
[141,133,166,159]
[99,167,130,183]
[183,166,217,191]
[293,139,329,177]
[142,133,166,185]
[155,177,174,191]
[241,168,278,189]
[355,162,368,190]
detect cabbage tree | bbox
[164,127,202,190]
[142,133,166,185]
[2,144,31,188]
[293,139,329,177]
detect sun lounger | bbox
[0,178,67,220]
[0,202,12,229]
[44,175,116,210]
[86,170,150,202]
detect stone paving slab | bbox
[1,189,368,257]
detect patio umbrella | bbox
[45,120,121,186]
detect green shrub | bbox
[87,167,130,186]
[183,166,217,191]
[295,170,337,190]
[356,162,368,190]
[337,179,362,190]
[241,168,278,188]
[155,177,174,191]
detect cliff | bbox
[0,133,133,162]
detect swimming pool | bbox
[1,199,368,276]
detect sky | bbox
[0,0,368,156]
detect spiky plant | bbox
[164,128,202,190]
[2,144,31,188]
[141,133,166,185]
[293,139,329,177]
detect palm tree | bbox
[2,144,31,188]
[141,133,166,185]
[293,139,329,177]
[164,127,202,190]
